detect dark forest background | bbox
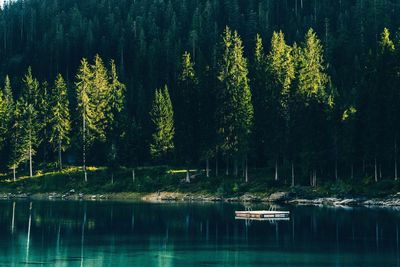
[0,0,400,185]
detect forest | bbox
[0,0,400,188]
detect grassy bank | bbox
[1,166,400,199]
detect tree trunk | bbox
[351,164,354,180]
[215,154,219,177]
[206,158,210,178]
[83,113,87,182]
[13,167,16,182]
[132,169,135,183]
[395,140,398,181]
[335,160,338,181]
[245,156,248,183]
[29,142,33,178]
[374,157,378,182]
[314,170,317,187]
[225,158,229,176]
[291,162,295,187]
[363,159,366,176]
[186,170,190,183]
[274,160,279,181]
[59,139,63,170]
[234,159,238,177]
[111,173,114,184]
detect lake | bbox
[0,200,399,266]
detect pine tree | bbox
[252,34,268,166]
[38,81,51,166]
[50,74,71,170]
[266,31,295,181]
[8,99,27,181]
[217,27,253,181]
[3,75,14,133]
[105,60,125,182]
[76,58,94,182]
[107,60,125,124]
[0,82,9,147]
[149,85,175,161]
[177,51,198,182]
[297,29,330,103]
[296,29,333,186]
[91,54,110,141]
[21,67,40,178]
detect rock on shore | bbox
[2,190,400,207]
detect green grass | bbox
[1,165,400,198]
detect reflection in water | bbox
[25,202,32,266]
[11,201,15,234]
[0,201,399,266]
[80,204,86,267]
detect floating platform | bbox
[235,210,290,219]
[235,216,290,221]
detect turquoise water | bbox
[0,200,399,266]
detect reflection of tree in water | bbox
[0,202,399,265]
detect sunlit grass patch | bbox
[168,169,198,174]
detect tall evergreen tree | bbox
[8,99,28,181]
[105,60,125,182]
[76,58,94,182]
[0,80,10,148]
[149,85,175,161]
[50,74,71,170]
[21,67,41,178]
[296,29,333,186]
[177,51,198,181]
[266,31,295,182]
[217,27,253,181]
[38,81,51,166]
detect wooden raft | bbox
[235,210,290,219]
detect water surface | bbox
[0,200,399,266]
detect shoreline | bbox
[2,191,400,208]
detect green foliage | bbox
[76,58,95,141]
[49,74,71,164]
[380,28,395,53]
[267,31,295,107]
[297,29,330,104]
[9,99,31,171]
[217,27,253,158]
[342,106,357,121]
[150,86,175,160]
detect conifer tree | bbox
[217,27,253,181]
[3,75,14,133]
[252,34,268,165]
[0,83,9,147]
[105,60,125,182]
[8,99,27,181]
[50,74,71,170]
[149,85,175,161]
[38,81,51,165]
[21,67,40,178]
[296,29,333,186]
[76,58,94,182]
[107,60,125,124]
[177,51,198,182]
[266,31,295,181]
[91,54,110,141]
